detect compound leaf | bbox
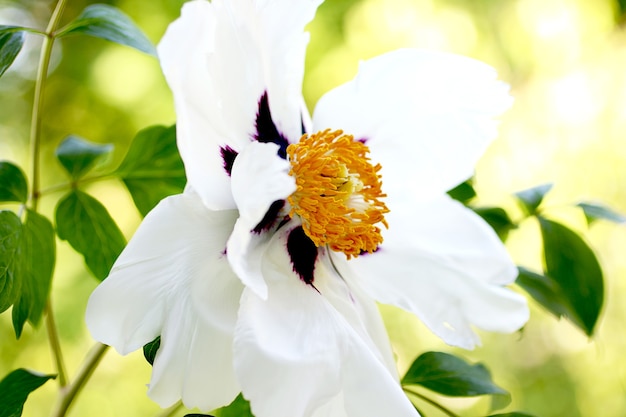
[55,190,125,281]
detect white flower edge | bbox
[85,193,243,410]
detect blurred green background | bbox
[1,0,626,416]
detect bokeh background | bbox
[1,0,626,416]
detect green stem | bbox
[403,387,461,417]
[30,0,68,392]
[39,173,118,196]
[29,0,67,211]
[44,300,67,386]
[51,343,109,417]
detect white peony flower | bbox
[86,0,529,416]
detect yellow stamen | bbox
[287,129,389,259]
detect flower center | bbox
[286,129,389,259]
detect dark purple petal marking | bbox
[287,226,318,285]
[252,200,285,234]
[276,216,291,231]
[220,145,238,176]
[359,246,380,256]
[254,92,289,159]
[301,115,307,135]
[357,137,368,144]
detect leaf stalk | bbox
[403,387,462,417]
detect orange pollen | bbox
[286,129,389,259]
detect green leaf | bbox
[143,336,161,366]
[213,394,253,417]
[474,207,517,242]
[0,30,24,77]
[447,179,476,204]
[538,218,604,335]
[576,202,626,225]
[0,161,28,203]
[490,392,514,412]
[514,183,553,216]
[516,267,575,322]
[55,135,114,180]
[12,210,55,338]
[116,125,186,216]
[0,26,29,34]
[0,210,22,314]
[56,4,156,56]
[55,190,126,281]
[401,352,508,397]
[0,369,55,417]
[618,0,626,17]
[487,413,537,417]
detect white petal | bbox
[231,141,295,227]
[234,286,342,417]
[340,339,420,417]
[158,0,322,209]
[226,219,272,299]
[85,192,242,408]
[317,253,398,378]
[227,141,295,298]
[312,49,513,200]
[233,227,418,417]
[157,0,239,210]
[346,196,529,349]
[147,298,239,410]
[251,0,324,140]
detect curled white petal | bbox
[231,141,295,227]
[227,141,296,298]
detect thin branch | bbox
[38,173,118,196]
[29,0,68,390]
[26,0,71,400]
[44,300,67,387]
[51,343,109,417]
[28,0,67,210]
